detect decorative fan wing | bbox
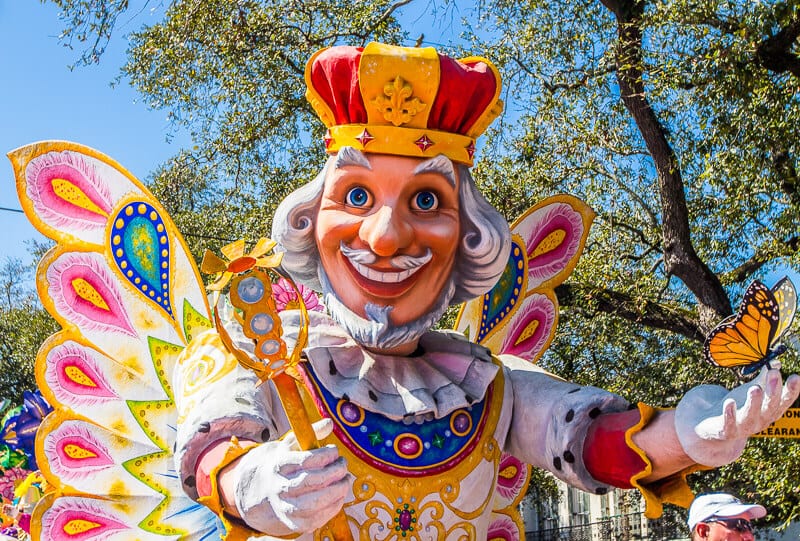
[455,194,595,362]
[10,141,220,540]
[454,194,595,541]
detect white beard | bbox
[317,265,456,352]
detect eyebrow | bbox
[333,148,456,187]
[413,155,456,187]
[334,147,371,170]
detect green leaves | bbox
[0,256,57,403]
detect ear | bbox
[695,523,710,539]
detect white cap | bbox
[687,493,767,531]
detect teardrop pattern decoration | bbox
[110,201,173,317]
[524,202,587,290]
[486,513,519,541]
[24,150,112,232]
[499,293,557,361]
[477,237,526,343]
[495,453,527,503]
[44,422,115,481]
[41,497,130,541]
[44,341,120,406]
[47,252,137,337]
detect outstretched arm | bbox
[599,367,800,482]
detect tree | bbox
[48,0,416,258]
[41,0,800,527]
[463,0,800,526]
[0,254,58,403]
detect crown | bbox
[305,42,503,166]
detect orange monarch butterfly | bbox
[704,277,797,377]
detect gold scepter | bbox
[201,238,353,541]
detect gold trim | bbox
[326,124,475,165]
[197,437,269,541]
[626,403,708,519]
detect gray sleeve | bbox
[500,354,630,495]
[172,328,288,500]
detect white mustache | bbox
[340,242,432,283]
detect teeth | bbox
[352,261,419,283]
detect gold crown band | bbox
[325,124,477,166]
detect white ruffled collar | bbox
[279,311,499,422]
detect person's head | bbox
[688,493,766,540]
[272,43,510,353]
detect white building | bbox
[520,480,798,540]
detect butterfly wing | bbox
[704,280,780,369]
[455,194,595,363]
[771,276,797,345]
[10,142,220,540]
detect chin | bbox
[319,264,456,352]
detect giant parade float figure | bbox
[8,43,800,541]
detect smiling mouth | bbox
[349,260,424,283]
[339,242,433,288]
[343,258,425,297]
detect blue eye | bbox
[413,191,438,211]
[346,187,371,207]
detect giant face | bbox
[315,152,460,329]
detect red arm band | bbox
[582,407,649,489]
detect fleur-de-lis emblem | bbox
[373,76,427,126]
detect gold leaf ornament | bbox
[201,238,283,292]
[373,76,427,126]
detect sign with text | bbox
[754,408,800,438]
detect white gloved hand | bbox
[675,365,800,467]
[232,418,350,536]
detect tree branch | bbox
[616,6,800,77]
[599,0,732,329]
[555,282,704,341]
[513,55,615,92]
[756,13,800,77]
[368,0,415,36]
[589,165,660,230]
[596,212,660,253]
[723,236,800,285]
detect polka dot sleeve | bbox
[173,329,287,500]
[500,355,630,494]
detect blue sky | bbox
[0,1,188,264]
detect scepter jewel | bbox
[201,239,353,541]
[201,238,306,380]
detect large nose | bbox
[359,205,413,257]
